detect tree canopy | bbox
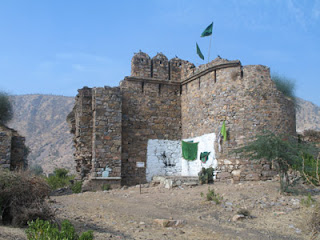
[0,91,13,124]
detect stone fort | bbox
[67,51,296,190]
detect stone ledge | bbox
[91,177,121,180]
[124,76,181,86]
[181,61,241,85]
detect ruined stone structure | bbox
[68,51,296,189]
[0,124,28,170]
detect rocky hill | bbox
[8,94,75,174]
[296,98,320,133]
[6,95,320,175]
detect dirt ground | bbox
[1,179,320,240]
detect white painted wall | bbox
[146,139,181,182]
[181,133,217,177]
[146,133,217,181]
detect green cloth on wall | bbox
[221,120,227,141]
[200,152,210,163]
[182,141,199,161]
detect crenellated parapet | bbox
[130,51,195,82]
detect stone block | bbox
[245,173,260,181]
[218,172,232,180]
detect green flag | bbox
[196,43,204,60]
[221,120,227,141]
[201,22,213,37]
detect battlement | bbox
[131,51,194,81]
[130,51,243,85]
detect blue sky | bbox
[0,0,319,106]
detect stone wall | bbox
[0,124,28,170]
[91,87,122,178]
[68,86,122,190]
[71,87,93,178]
[120,78,182,185]
[181,58,296,182]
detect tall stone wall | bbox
[72,87,93,178]
[68,86,122,189]
[0,124,28,170]
[91,87,122,178]
[120,78,181,185]
[181,58,296,181]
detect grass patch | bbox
[45,168,75,190]
[101,183,111,191]
[301,193,316,207]
[26,218,94,240]
[200,187,223,204]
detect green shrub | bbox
[101,183,111,191]
[0,169,52,226]
[26,218,94,240]
[271,74,295,99]
[54,168,69,178]
[45,168,74,190]
[71,181,82,194]
[201,187,223,204]
[198,167,214,184]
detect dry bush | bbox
[0,169,53,226]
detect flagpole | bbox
[208,33,212,63]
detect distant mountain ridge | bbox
[7,94,320,174]
[8,94,75,174]
[296,98,320,133]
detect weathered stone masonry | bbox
[68,51,296,188]
[0,124,28,171]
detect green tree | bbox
[0,91,13,124]
[29,164,44,176]
[271,74,295,99]
[234,131,317,192]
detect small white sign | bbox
[136,162,145,168]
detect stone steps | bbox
[152,176,199,189]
